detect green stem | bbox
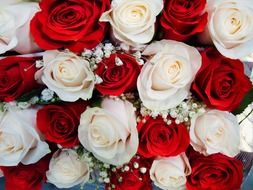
[239,109,253,125]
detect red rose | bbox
[1,155,51,190]
[191,48,252,111]
[106,155,152,190]
[137,116,190,158]
[36,101,88,148]
[0,56,39,102]
[160,0,208,41]
[187,151,243,190]
[30,0,110,53]
[95,53,141,96]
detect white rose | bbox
[78,98,138,166]
[38,50,95,102]
[0,2,40,54]
[150,154,191,190]
[0,107,50,166]
[46,149,90,189]
[100,0,163,47]
[238,103,253,152]
[137,40,201,111]
[190,109,240,157]
[202,0,253,59]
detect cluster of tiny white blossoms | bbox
[74,143,149,190]
[6,88,59,110]
[139,96,206,127]
[105,93,137,104]
[73,42,145,86]
[81,42,144,68]
[76,147,111,189]
[107,155,148,190]
[21,88,58,108]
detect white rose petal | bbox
[78,98,138,166]
[190,109,240,157]
[150,154,191,190]
[137,40,201,111]
[38,50,95,102]
[100,0,163,47]
[238,103,253,152]
[0,107,50,166]
[0,2,40,54]
[240,52,253,62]
[202,0,253,59]
[46,149,90,189]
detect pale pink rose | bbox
[137,40,201,111]
[0,2,40,54]
[46,149,90,188]
[100,0,163,47]
[150,154,191,190]
[199,0,253,59]
[190,110,240,157]
[0,106,50,166]
[78,98,139,166]
[37,50,95,102]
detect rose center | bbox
[178,0,192,9]
[218,79,233,97]
[0,132,23,153]
[167,60,181,83]
[168,61,180,75]
[120,3,149,24]
[91,127,109,146]
[169,175,185,186]
[55,161,79,180]
[206,127,225,144]
[225,11,242,34]
[130,7,145,19]
[215,127,224,138]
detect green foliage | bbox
[16,88,43,102]
[234,88,253,115]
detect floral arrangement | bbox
[0,0,253,190]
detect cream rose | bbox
[78,98,138,166]
[38,50,95,102]
[46,149,90,189]
[150,154,191,190]
[100,0,163,47]
[190,109,240,157]
[137,40,201,111]
[202,0,253,59]
[0,2,40,54]
[0,107,50,166]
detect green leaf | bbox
[233,88,253,115]
[90,97,102,108]
[16,88,43,102]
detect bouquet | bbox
[0,0,253,190]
